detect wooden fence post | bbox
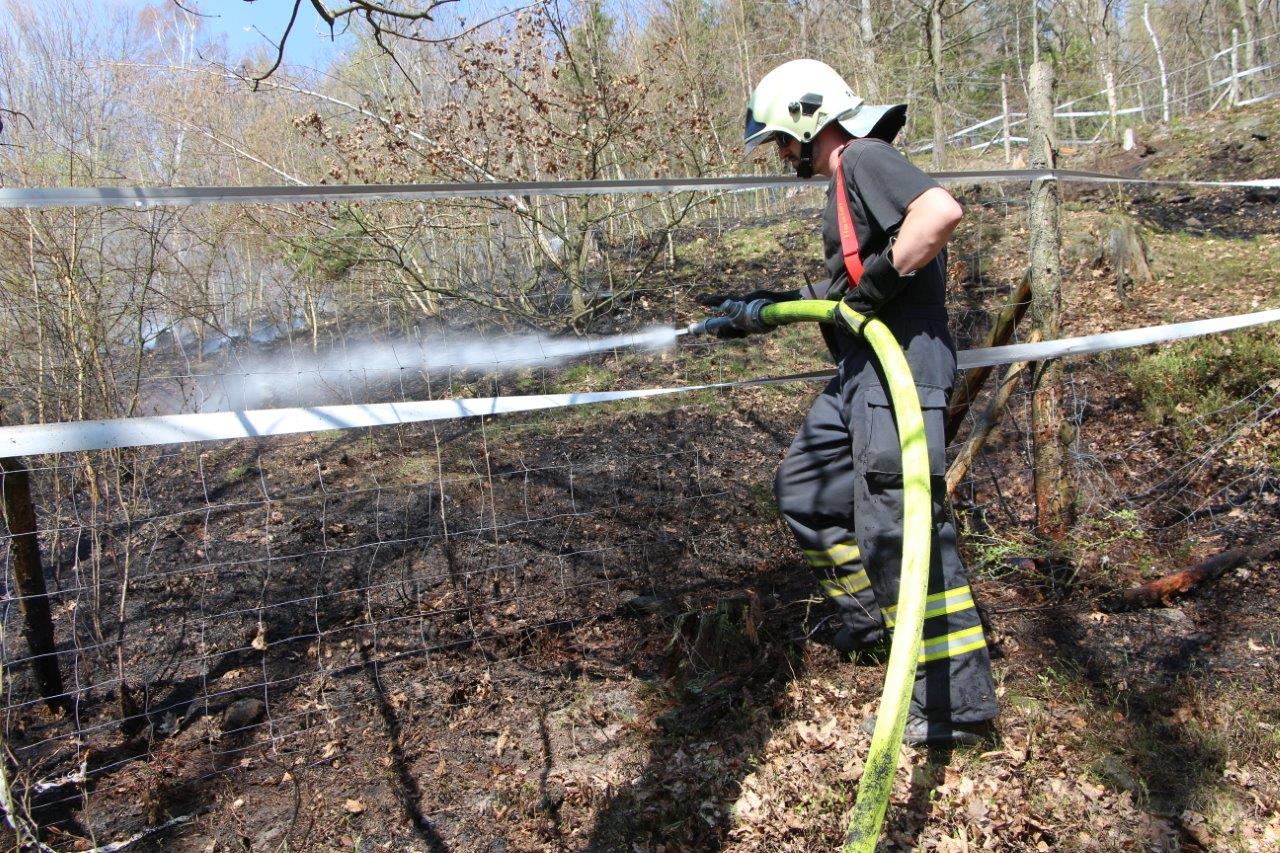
[1026,61,1075,540]
[1,455,65,710]
[1230,28,1241,107]
[1001,73,1012,164]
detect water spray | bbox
[203,326,679,411]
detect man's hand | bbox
[844,248,911,320]
[695,288,798,339]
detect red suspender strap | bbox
[834,140,863,291]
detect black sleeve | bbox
[845,141,940,236]
[802,278,834,300]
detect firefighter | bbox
[701,59,998,744]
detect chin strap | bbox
[795,141,815,179]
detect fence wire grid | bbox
[1,169,1278,850]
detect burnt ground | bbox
[3,105,1280,852]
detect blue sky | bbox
[166,0,357,71]
[13,1,628,72]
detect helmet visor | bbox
[747,106,793,151]
[744,108,767,143]
[743,107,787,153]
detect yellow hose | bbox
[759,300,933,852]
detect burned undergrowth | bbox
[3,108,1280,852]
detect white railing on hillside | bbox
[913,32,1280,159]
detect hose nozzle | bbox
[682,299,771,338]
[681,316,732,336]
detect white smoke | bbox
[200,326,679,411]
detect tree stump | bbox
[667,593,762,686]
[1096,214,1154,304]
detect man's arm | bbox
[889,187,964,274]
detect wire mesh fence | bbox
[1,173,1277,848]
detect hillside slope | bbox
[7,103,1279,853]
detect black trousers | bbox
[775,313,998,723]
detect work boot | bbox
[833,625,887,656]
[860,713,995,746]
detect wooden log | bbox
[946,271,1032,442]
[1100,541,1280,612]
[946,330,1042,498]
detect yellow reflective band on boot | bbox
[882,584,975,628]
[804,541,862,568]
[918,624,987,663]
[819,569,872,600]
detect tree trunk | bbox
[1001,73,1013,164]
[1236,0,1258,99]
[1103,65,1120,140]
[1030,0,1039,65]
[1230,28,1241,107]
[1027,61,1075,540]
[859,0,879,100]
[0,455,65,710]
[928,0,947,170]
[860,0,874,46]
[1143,3,1171,124]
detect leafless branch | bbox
[250,0,305,91]
[171,0,215,16]
[214,0,533,87]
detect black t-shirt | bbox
[819,139,947,310]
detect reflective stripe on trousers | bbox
[774,337,999,723]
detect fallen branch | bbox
[946,330,1042,499]
[1100,540,1280,612]
[946,270,1032,442]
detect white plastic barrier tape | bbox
[956,307,1280,368]
[2,168,1279,209]
[2,308,1277,458]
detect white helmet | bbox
[744,60,907,175]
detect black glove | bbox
[843,248,914,330]
[695,288,799,339]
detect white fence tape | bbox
[2,168,1278,210]
[957,307,1280,368]
[1213,62,1275,87]
[3,308,1277,458]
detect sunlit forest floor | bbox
[6,102,1279,853]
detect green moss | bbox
[226,463,254,482]
[1145,232,1280,303]
[1122,328,1280,439]
[554,361,615,391]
